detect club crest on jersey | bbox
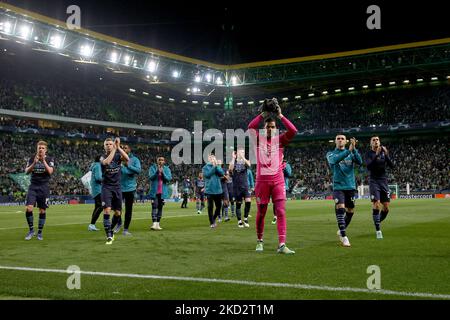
[334,198,339,203]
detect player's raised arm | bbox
[162,166,172,182]
[365,149,377,170]
[248,114,264,131]
[42,156,54,175]
[350,138,363,165]
[25,156,38,174]
[123,156,141,175]
[326,149,350,165]
[115,138,130,162]
[381,146,394,168]
[276,103,298,146]
[102,143,117,166]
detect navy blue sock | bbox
[111,215,119,229]
[38,212,46,234]
[336,208,346,237]
[380,209,389,222]
[25,210,34,232]
[244,202,251,219]
[236,203,242,221]
[372,209,381,231]
[345,211,354,227]
[103,214,112,238]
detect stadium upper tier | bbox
[1,37,449,134]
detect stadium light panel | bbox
[237,102,243,106]
[259,100,265,104]
[80,44,93,57]
[156,95,162,99]
[172,70,180,78]
[153,75,158,81]
[362,85,369,89]
[308,93,315,97]
[186,88,191,92]
[109,51,119,63]
[282,97,289,101]
[403,80,410,84]
[33,36,38,41]
[192,87,199,93]
[216,77,223,85]
[194,75,201,82]
[334,89,341,93]
[214,102,221,106]
[376,83,382,87]
[447,76,450,79]
[192,100,198,104]
[389,81,396,85]
[169,98,175,102]
[248,101,254,105]
[417,78,423,82]
[431,77,438,81]
[322,91,328,95]
[123,55,131,65]
[18,24,31,40]
[203,101,209,105]
[181,100,187,103]
[1,21,13,34]
[348,87,355,91]
[231,76,238,85]
[147,60,157,72]
[129,88,136,93]
[205,74,212,82]
[49,35,63,49]
[146,75,150,79]
[295,95,301,99]
[142,92,149,96]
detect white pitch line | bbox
[0,265,449,299]
[0,214,198,231]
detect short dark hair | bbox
[94,155,101,162]
[335,133,346,138]
[370,135,380,140]
[264,117,276,124]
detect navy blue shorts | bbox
[195,192,205,201]
[333,190,356,208]
[101,187,122,211]
[26,185,49,209]
[234,188,251,202]
[369,180,391,203]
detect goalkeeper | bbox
[248,98,298,254]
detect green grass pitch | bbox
[0,199,449,300]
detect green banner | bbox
[9,173,31,191]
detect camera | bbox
[259,98,280,113]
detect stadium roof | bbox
[1,1,449,102]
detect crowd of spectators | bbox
[1,133,448,200]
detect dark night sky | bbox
[3,0,449,64]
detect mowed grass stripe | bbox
[1,265,449,299]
